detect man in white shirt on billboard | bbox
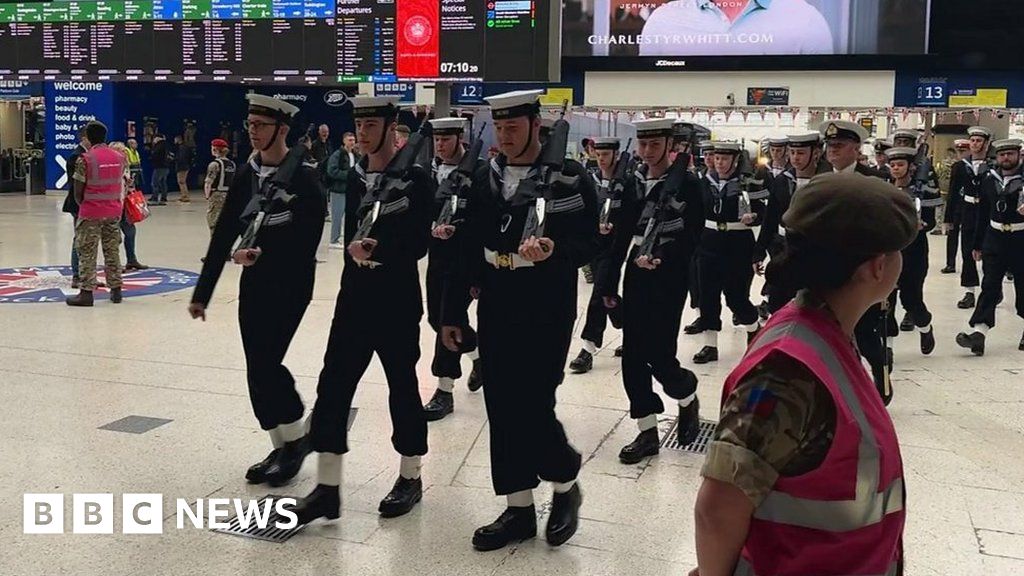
[638,0,834,56]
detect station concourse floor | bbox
[1,191,1023,576]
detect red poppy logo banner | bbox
[397,0,439,78]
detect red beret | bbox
[211,138,229,148]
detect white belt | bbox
[777,226,787,237]
[963,195,979,204]
[484,248,534,269]
[705,219,750,232]
[991,221,1024,232]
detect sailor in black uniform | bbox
[440,89,598,552]
[885,146,942,356]
[691,141,768,364]
[188,94,325,487]
[422,117,485,421]
[754,132,822,314]
[614,118,703,464]
[957,138,1024,356]
[941,138,972,274]
[821,120,894,403]
[290,95,434,524]
[873,138,892,178]
[568,137,639,374]
[946,126,993,309]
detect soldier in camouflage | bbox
[204,138,235,233]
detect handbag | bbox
[125,189,150,224]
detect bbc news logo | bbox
[23,494,298,534]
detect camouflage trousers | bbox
[76,217,123,291]
[207,191,227,232]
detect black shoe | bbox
[110,287,123,304]
[569,349,593,374]
[472,506,537,552]
[757,302,770,322]
[956,331,985,357]
[920,329,936,355]
[683,319,705,335]
[289,484,341,525]
[957,293,976,309]
[614,345,623,357]
[618,428,660,464]
[66,290,94,307]
[264,436,311,487]
[378,476,422,518]
[423,389,454,422]
[245,448,281,484]
[546,483,583,547]
[941,265,956,274]
[677,397,701,446]
[693,346,718,364]
[900,313,914,332]
[467,358,484,392]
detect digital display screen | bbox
[562,0,930,58]
[0,0,556,83]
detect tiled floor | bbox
[1,192,1022,576]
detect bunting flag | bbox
[901,109,911,122]
[690,106,698,119]
[724,109,733,121]
[741,110,749,121]
[956,110,964,123]
[973,109,981,122]
[759,109,767,121]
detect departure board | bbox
[0,0,558,83]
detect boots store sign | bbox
[43,81,114,190]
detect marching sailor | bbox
[946,126,993,309]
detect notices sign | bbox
[747,87,790,106]
[43,81,115,190]
[949,88,1008,108]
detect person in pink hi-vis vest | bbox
[67,121,127,307]
[691,173,918,576]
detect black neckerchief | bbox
[489,153,543,206]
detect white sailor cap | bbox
[428,117,468,135]
[485,89,543,120]
[699,139,715,151]
[245,93,300,121]
[967,126,992,139]
[592,137,621,150]
[953,138,970,149]
[993,138,1022,153]
[712,141,743,154]
[891,128,919,142]
[885,147,917,162]
[633,118,675,138]
[873,139,893,152]
[787,132,821,147]
[767,137,789,147]
[819,120,868,143]
[350,95,401,119]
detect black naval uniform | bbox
[695,170,767,335]
[193,156,326,432]
[307,157,433,457]
[886,177,943,351]
[618,159,704,433]
[427,157,483,383]
[964,164,1024,347]
[946,156,989,302]
[755,168,807,313]
[578,164,640,352]
[445,155,598,497]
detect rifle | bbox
[235,123,316,254]
[637,154,689,259]
[436,123,486,228]
[521,99,570,244]
[600,138,632,227]
[352,121,434,245]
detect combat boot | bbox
[66,290,94,307]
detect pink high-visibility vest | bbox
[722,299,905,576]
[78,145,125,220]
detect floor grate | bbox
[210,495,305,543]
[661,418,718,455]
[98,415,172,434]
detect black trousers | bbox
[946,220,961,268]
[309,292,427,456]
[688,253,701,309]
[698,233,759,332]
[893,235,933,330]
[238,295,309,431]
[969,238,1024,328]
[855,303,889,376]
[960,206,980,288]
[426,261,477,379]
[477,296,581,496]
[580,284,610,347]
[621,262,697,419]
